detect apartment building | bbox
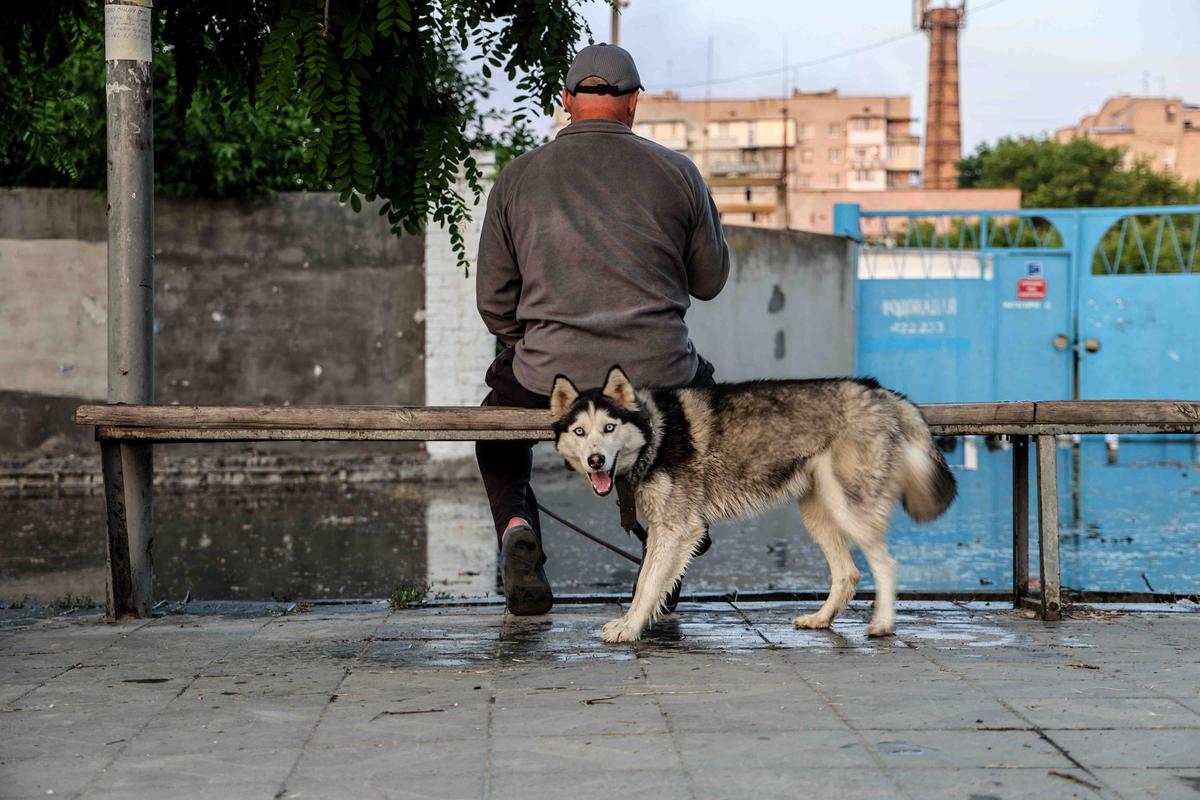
[1055,95,1200,182]
[623,89,920,226]
[551,88,1020,232]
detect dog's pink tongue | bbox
[589,471,613,495]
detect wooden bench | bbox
[75,400,1200,622]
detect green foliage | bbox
[229,0,587,271]
[892,216,1062,251]
[957,136,1200,208]
[52,595,97,610]
[0,4,323,195]
[954,136,1200,274]
[482,120,547,175]
[388,580,430,607]
[3,1,588,272]
[1090,213,1198,274]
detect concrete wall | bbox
[1,185,856,458]
[425,218,858,393]
[687,226,856,381]
[0,189,424,454]
[787,188,1023,235]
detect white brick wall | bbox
[424,153,500,460]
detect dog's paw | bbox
[866,619,895,638]
[601,618,642,643]
[793,613,832,630]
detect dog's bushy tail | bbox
[896,403,957,523]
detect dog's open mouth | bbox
[587,455,619,496]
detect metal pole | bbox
[105,0,155,617]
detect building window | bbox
[795,173,812,188]
[829,173,841,186]
[800,148,813,163]
[854,147,867,161]
[828,148,841,163]
[799,123,815,139]
[828,123,840,136]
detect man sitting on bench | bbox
[474,44,730,615]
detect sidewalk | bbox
[2,600,1197,799]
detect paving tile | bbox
[0,752,111,798]
[866,729,1071,769]
[890,767,1108,799]
[492,686,667,737]
[1050,729,1200,769]
[0,704,151,760]
[82,748,295,797]
[658,683,846,732]
[823,685,1027,731]
[490,769,693,800]
[675,729,876,771]
[307,696,490,747]
[688,764,899,800]
[490,733,679,774]
[1092,767,1200,799]
[118,693,331,755]
[287,739,487,794]
[1013,696,1200,730]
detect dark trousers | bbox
[475,348,716,546]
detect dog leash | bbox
[535,502,642,565]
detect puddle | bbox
[876,740,930,756]
[2,438,1198,602]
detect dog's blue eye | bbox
[604,423,616,433]
[573,427,585,436]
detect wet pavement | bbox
[2,599,1198,799]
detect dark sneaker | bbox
[632,530,711,614]
[501,525,554,616]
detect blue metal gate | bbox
[835,204,1200,402]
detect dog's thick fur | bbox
[551,366,957,643]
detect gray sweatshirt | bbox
[475,118,730,395]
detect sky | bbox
[507,0,1200,153]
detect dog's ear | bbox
[550,374,580,419]
[601,365,637,411]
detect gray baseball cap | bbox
[565,43,644,96]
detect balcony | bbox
[709,160,783,177]
[847,127,887,146]
[886,136,921,171]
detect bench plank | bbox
[1035,400,1200,425]
[918,402,1035,426]
[77,404,553,431]
[77,401,1200,440]
[95,426,555,443]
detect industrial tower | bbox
[916,0,965,190]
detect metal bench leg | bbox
[101,440,155,620]
[1011,435,1029,608]
[1035,434,1061,621]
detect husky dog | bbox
[551,366,956,643]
